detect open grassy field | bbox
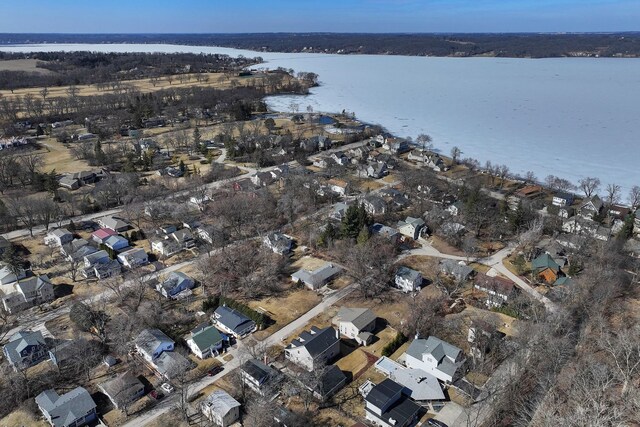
[0,59,55,74]
[35,136,95,174]
[0,409,49,427]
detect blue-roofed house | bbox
[212,306,257,339]
[35,387,97,427]
[104,235,129,252]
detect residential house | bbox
[446,201,463,217]
[327,178,349,197]
[441,222,467,237]
[171,229,196,249]
[383,138,410,155]
[363,195,387,215]
[151,239,182,257]
[58,171,97,190]
[44,229,73,247]
[312,156,330,169]
[366,161,388,179]
[134,329,175,362]
[99,371,145,410]
[395,267,423,293]
[331,152,350,166]
[312,365,347,400]
[397,217,426,240]
[284,326,340,371]
[552,192,575,207]
[330,202,351,221]
[579,195,604,218]
[91,228,117,245]
[263,232,293,255]
[65,245,97,263]
[291,263,342,290]
[473,273,515,308]
[364,379,421,427]
[186,323,224,359]
[154,351,191,380]
[333,307,377,345]
[403,336,466,383]
[562,216,611,241]
[3,330,49,370]
[515,185,544,200]
[97,216,130,232]
[531,253,562,284]
[373,358,445,405]
[1,274,55,314]
[156,271,195,299]
[61,238,90,258]
[439,259,474,282]
[117,248,148,268]
[83,250,110,269]
[0,263,26,285]
[200,390,241,427]
[251,171,276,187]
[196,225,226,245]
[104,235,129,252]
[212,306,257,338]
[608,204,631,221]
[35,387,97,427]
[241,358,280,395]
[379,188,410,210]
[370,223,400,243]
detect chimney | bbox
[415,332,420,340]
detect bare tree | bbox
[578,176,601,198]
[605,183,622,207]
[628,185,640,209]
[597,323,640,396]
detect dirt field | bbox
[0,58,55,74]
[0,409,49,427]
[38,137,95,173]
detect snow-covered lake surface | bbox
[2,43,639,193]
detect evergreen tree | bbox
[357,226,370,245]
[341,203,371,239]
[193,126,202,150]
[1,245,23,278]
[618,214,635,240]
[179,160,187,175]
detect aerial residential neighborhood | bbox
[0,6,639,427]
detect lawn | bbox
[249,288,321,340]
[38,137,96,174]
[0,409,49,427]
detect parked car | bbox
[149,390,161,400]
[207,366,224,376]
[427,419,448,427]
[160,383,174,394]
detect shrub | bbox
[382,332,407,357]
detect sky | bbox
[0,0,638,33]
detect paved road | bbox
[121,283,358,427]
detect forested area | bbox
[2,33,640,58]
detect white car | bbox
[160,383,174,394]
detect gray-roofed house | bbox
[390,368,445,403]
[154,351,192,380]
[370,223,400,243]
[117,247,149,268]
[171,229,196,249]
[200,390,241,427]
[0,263,27,285]
[98,371,145,410]
[186,323,224,359]
[44,229,74,247]
[35,387,97,427]
[61,238,90,258]
[1,274,55,314]
[134,329,175,362]
[439,259,475,282]
[93,259,122,280]
[312,364,347,400]
[579,195,604,218]
[83,250,110,269]
[263,232,293,255]
[3,330,49,370]
[212,306,257,338]
[241,358,280,395]
[104,235,129,252]
[403,336,466,383]
[291,263,342,290]
[395,266,423,293]
[397,217,427,240]
[285,326,340,371]
[333,307,377,345]
[363,194,387,215]
[156,271,195,299]
[364,378,421,427]
[97,216,130,232]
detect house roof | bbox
[99,371,143,407]
[154,351,191,379]
[291,263,341,288]
[104,235,128,247]
[390,368,445,401]
[172,229,194,242]
[135,329,174,357]
[439,259,474,279]
[99,216,129,231]
[553,276,572,286]
[190,324,223,352]
[92,228,117,240]
[264,232,293,252]
[317,365,347,396]
[474,273,515,296]
[49,229,72,238]
[335,307,377,331]
[399,217,425,229]
[15,275,51,295]
[371,223,399,238]
[201,390,240,416]
[3,330,46,365]
[286,326,339,358]
[241,358,277,384]
[405,336,463,378]
[119,247,148,261]
[580,195,603,211]
[35,387,96,427]
[531,253,560,272]
[365,378,404,408]
[85,250,110,264]
[214,306,256,335]
[396,266,421,282]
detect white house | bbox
[151,239,182,257]
[44,229,73,247]
[1,274,55,314]
[395,267,423,293]
[263,232,293,255]
[364,379,421,427]
[134,329,175,363]
[403,336,466,383]
[284,326,340,371]
[200,390,241,427]
[117,248,148,268]
[186,324,224,359]
[333,307,377,345]
[396,217,426,240]
[241,359,280,395]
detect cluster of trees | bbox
[0,51,261,91]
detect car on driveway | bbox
[149,390,162,400]
[427,419,449,427]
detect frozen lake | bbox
[2,43,639,193]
